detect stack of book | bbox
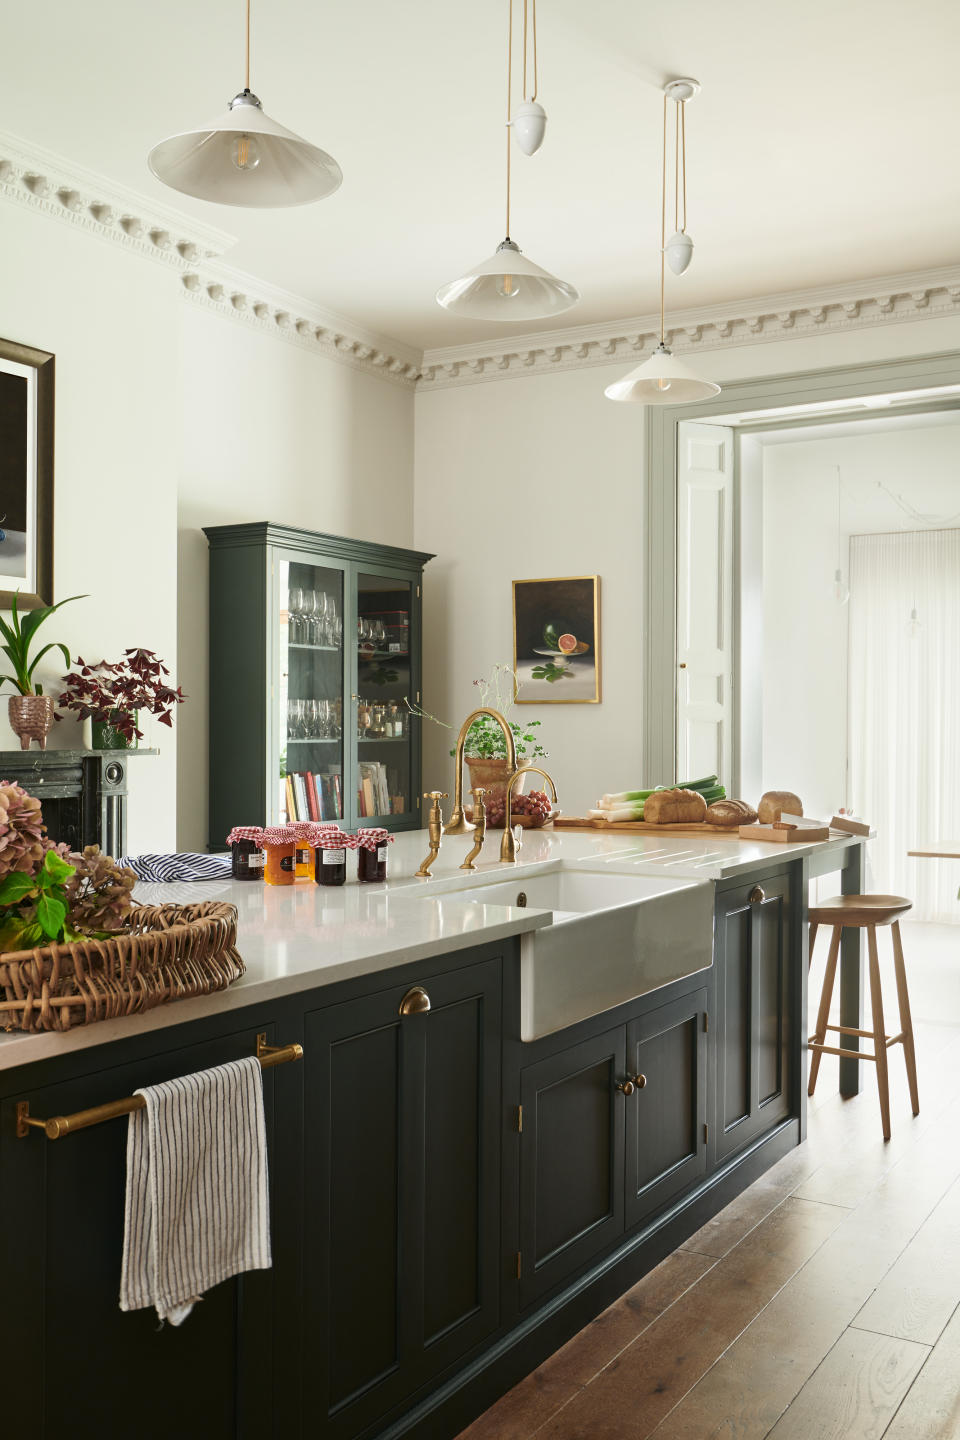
[356,761,405,817]
[283,769,343,823]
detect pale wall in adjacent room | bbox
[176,304,415,850]
[414,314,960,817]
[0,202,179,852]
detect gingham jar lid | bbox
[286,821,318,838]
[316,828,359,849]
[260,827,298,847]
[356,828,393,850]
[226,826,265,845]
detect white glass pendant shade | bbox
[511,100,547,155]
[605,342,720,404]
[436,239,579,321]
[665,230,694,275]
[148,91,342,207]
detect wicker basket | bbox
[0,902,244,1034]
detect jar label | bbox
[296,846,311,865]
[248,852,264,869]
[323,848,347,865]
[280,855,295,872]
[377,846,388,861]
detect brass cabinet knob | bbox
[633,1073,648,1089]
[615,1079,635,1096]
[749,885,765,904]
[399,985,431,1017]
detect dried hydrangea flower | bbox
[57,845,137,931]
[0,781,46,881]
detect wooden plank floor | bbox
[457,921,960,1440]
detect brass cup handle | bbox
[633,1073,648,1089]
[749,885,765,904]
[399,985,431,1017]
[615,1079,635,1096]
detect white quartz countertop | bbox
[0,826,860,1070]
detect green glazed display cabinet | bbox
[204,523,434,848]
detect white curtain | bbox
[848,529,960,923]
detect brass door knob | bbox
[615,1079,635,1096]
[633,1073,648,1089]
[749,885,765,904]
[398,986,431,1017]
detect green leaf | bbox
[35,893,66,939]
[42,850,75,883]
[0,872,38,905]
[27,641,72,681]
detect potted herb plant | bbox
[56,648,185,749]
[0,591,84,750]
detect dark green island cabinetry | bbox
[0,842,859,1440]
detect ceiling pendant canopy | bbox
[147,0,342,208]
[437,0,578,322]
[606,80,718,406]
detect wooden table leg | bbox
[839,841,864,1098]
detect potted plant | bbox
[56,648,185,749]
[0,591,84,750]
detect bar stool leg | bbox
[891,920,920,1117]
[867,925,891,1141]
[808,925,842,1097]
[808,921,819,970]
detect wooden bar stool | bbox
[807,894,919,1141]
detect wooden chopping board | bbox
[552,817,743,836]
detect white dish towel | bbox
[119,1056,271,1325]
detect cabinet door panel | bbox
[626,988,707,1227]
[721,904,752,1131]
[520,1028,625,1307]
[756,887,790,1119]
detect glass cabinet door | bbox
[278,557,345,825]
[353,571,418,827]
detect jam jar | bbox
[225,826,265,881]
[286,821,317,880]
[260,827,297,886]
[315,829,350,887]
[357,827,391,883]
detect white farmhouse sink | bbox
[414,863,714,1040]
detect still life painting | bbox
[513,575,601,703]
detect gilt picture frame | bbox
[0,336,55,610]
[513,575,601,704]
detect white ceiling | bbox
[5,0,959,350]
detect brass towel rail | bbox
[15,1032,303,1141]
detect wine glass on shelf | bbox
[317,592,332,646]
[371,619,386,651]
[288,588,304,645]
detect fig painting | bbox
[513,576,601,704]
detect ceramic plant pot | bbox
[465,755,529,807]
[91,710,138,750]
[8,694,54,751]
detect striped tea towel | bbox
[119,1057,271,1325]
[117,852,232,882]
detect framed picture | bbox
[513,575,601,704]
[0,336,55,610]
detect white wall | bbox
[0,203,179,851]
[176,304,415,850]
[0,200,415,854]
[414,314,960,816]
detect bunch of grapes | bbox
[483,790,552,828]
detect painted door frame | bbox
[643,348,960,783]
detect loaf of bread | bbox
[758,790,803,824]
[643,788,707,824]
[705,799,758,828]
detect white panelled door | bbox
[675,421,734,787]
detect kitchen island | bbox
[0,826,864,1440]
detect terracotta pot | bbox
[465,755,529,807]
[8,694,54,751]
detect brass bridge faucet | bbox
[416,791,448,877]
[501,766,559,862]
[460,788,487,870]
[446,708,517,835]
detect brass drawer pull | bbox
[749,886,765,904]
[615,1079,635,1096]
[633,1073,648,1089]
[399,985,431,1017]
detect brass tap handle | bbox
[633,1073,648,1089]
[416,792,448,877]
[459,789,487,870]
[615,1079,635,1097]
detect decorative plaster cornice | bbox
[418,266,960,389]
[179,262,423,389]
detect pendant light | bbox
[605,81,719,405]
[147,0,342,208]
[436,0,578,322]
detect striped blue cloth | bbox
[119,1057,271,1325]
[117,852,232,882]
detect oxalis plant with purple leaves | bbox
[56,648,186,743]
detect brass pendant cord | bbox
[245,0,251,89]
[505,0,513,237]
[660,93,667,346]
[672,99,688,238]
[522,0,538,102]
